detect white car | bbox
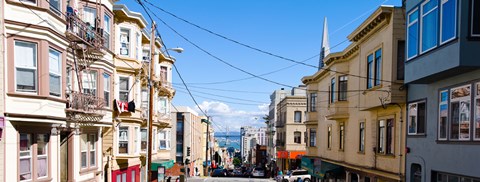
[251,167,265,178]
[278,170,311,182]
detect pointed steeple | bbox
[319,17,330,70]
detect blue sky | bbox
[120,0,403,132]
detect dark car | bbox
[211,169,227,177]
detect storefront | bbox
[277,151,306,172]
[313,160,344,182]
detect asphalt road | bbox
[186,177,276,182]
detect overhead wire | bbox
[143,0,402,85]
[175,86,267,104]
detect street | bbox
[187,177,275,182]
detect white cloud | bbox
[194,101,268,132]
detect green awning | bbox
[151,159,174,171]
[301,156,314,174]
[313,161,343,179]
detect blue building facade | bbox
[405,0,480,181]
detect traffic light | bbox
[187,147,191,156]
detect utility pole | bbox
[202,118,209,176]
[147,21,156,182]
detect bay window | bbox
[309,129,316,147]
[134,127,140,154]
[83,7,97,28]
[374,49,382,86]
[141,128,147,152]
[50,0,60,14]
[19,133,49,181]
[153,129,157,152]
[49,49,61,97]
[119,77,129,102]
[104,74,110,107]
[82,70,97,96]
[309,93,317,112]
[338,76,348,101]
[440,0,456,43]
[367,54,374,88]
[294,111,301,123]
[160,66,168,83]
[159,131,170,150]
[20,0,36,5]
[378,119,394,154]
[104,15,111,49]
[367,48,382,88]
[408,101,426,135]
[330,78,335,103]
[407,8,419,59]
[15,41,37,92]
[81,133,97,169]
[119,127,128,154]
[120,29,130,56]
[421,0,439,52]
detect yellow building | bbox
[302,6,406,182]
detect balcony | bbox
[325,102,349,120]
[360,84,406,110]
[65,91,105,124]
[65,14,106,54]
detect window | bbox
[294,111,302,123]
[450,85,471,140]
[119,127,128,154]
[50,0,60,14]
[408,101,426,135]
[472,0,480,36]
[119,77,129,102]
[81,134,96,169]
[141,128,147,152]
[134,127,139,154]
[82,70,97,96]
[440,0,456,43]
[421,0,439,53]
[104,74,110,107]
[15,41,37,92]
[397,40,405,80]
[433,171,480,182]
[120,29,130,56]
[20,133,49,181]
[359,122,365,152]
[411,164,422,182]
[294,131,301,144]
[66,67,72,93]
[158,97,168,114]
[83,7,97,28]
[136,33,141,60]
[374,49,382,86]
[159,131,170,150]
[104,15,111,49]
[330,78,335,103]
[367,54,374,88]
[160,66,168,82]
[327,126,332,149]
[338,76,348,101]
[439,90,448,140]
[367,48,382,88]
[20,0,36,5]
[339,123,345,150]
[475,83,480,140]
[309,93,317,112]
[49,49,61,97]
[407,9,419,59]
[153,129,156,152]
[309,129,316,147]
[378,119,394,154]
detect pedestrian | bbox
[166,176,171,182]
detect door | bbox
[60,131,72,182]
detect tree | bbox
[233,157,241,167]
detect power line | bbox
[175,86,267,104]
[175,89,264,106]
[172,83,271,94]
[143,0,402,85]
[136,0,209,118]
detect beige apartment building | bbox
[302,6,406,182]
[276,87,307,172]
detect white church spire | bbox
[319,17,330,69]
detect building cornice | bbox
[347,6,394,42]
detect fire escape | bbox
[64,2,107,125]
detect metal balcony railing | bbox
[65,91,105,123]
[66,14,106,51]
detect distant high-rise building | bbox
[240,126,267,163]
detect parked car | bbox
[251,167,265,178]
[232,169,243,177]
[211,169,228,177]
[278,170,311,182]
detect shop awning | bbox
[151,159,175,171]
[313,160,343,179]
[300,156,314,174]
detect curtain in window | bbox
[421,0,438,52]
[83,7,97,27]
[15,42,37,90]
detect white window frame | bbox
[104,14,111,49]
[89,134,96,167]
[420,0,439,54]
[81,134,88,169]
[19,134,32,181]
[378,120,386,154]
[120,29,130,56]
[450,85,471,141]
[407,8,419,60]
[136,33,141,60]
[104,74,111,107]
[49,0,61,14]
[140,128,147,153]
[159,131,168,150]
[119,76,130,102]
[293,131,301,144]
[439,0,457,44]
[82,70,97,96]
[134,127,140,155]
[15,41,37,93]
[118,126,129,155]
[49,48,62,97]
[83,6,97,28]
